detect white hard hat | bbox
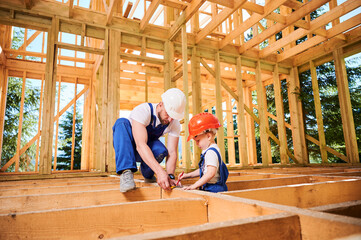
[161,88,186,120]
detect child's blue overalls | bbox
[113,103,169,179]
[199,147,229,193]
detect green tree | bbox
[56,107,83,170]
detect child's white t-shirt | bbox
[201,143,221,184]
[128,103,181,137]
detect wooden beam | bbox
[125,213,301,240]
[225,179,361,208]
[236,57,248,167]
[69,0,74,18]
[106,0,119,25]
[255,61,270,166]
[56,42,105,55]
[182,24,191,171]
[0,67,7,165]
[207,0,234,8]
[120,52,166,65]
[0,198,207,239]
[277,13,361,62]
[273,64,288,164]
[238,0,330,54]
[24,0,33,9]
[39,17,59,175]
[123,1,133,18]
[310,60,328,163]
[260,0,361,58]
[215,51,226,162]
[140,0,161,31]
[195,0,247,44]
[287,67,308,164]
[219,0,289,49]
[333,48,359,164]
[226,95,235,166]
[169,0,206,40]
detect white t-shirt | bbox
[128,103,181,137]
[201,143,221,184]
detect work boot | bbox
[119,170,136,192]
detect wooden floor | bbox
[1,167,361,239]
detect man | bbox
[113,88,186,192]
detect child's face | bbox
[193,132,213,150]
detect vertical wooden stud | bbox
[310,60,328,163]
[236,57,248,166]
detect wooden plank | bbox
[122,212,301,240]
[236,57,248,167]
[56,42,105,55]
[39,17,59,175]
[333,48,359,164]
[168,0,206,40]
[215,51,226,162]
[288,67,308,164]
[0,198,207,239]
[0,187,162,213]
[68,0,74,18]
[195,0,247,44]
[255,61,270,166]
[227,176,315,191]
[226,95,235,166]
[182,25,191,171]
[106,0,118,25]
[0,67,8,164]
[140,0,161,31]
[123,1,133,18]
[245,88,257,165]
[273,64,288,164]
[225,179,361,208]
[219,0,289,49]
[191,46,202,166]
[120,52,166,65]
[239,0,330,54]
[310,200,361,219]
[260,0,361,58]
[310,60,328,163]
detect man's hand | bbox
[156,170,172,191]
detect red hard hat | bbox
[187,112,221,142]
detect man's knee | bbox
[149,140,168,163]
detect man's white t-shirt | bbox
[128,103,181,137]
[201,143,221,184]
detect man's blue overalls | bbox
[199,147,229,193]
[113,103,168,179]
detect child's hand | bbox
[183,184,197,190]
[178,172,186,180]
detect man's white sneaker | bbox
[119,170,136,192]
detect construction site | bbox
[0,0,360,239]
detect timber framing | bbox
[0,2,360,236]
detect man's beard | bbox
[158,112,169,125]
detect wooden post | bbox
[40,17,59,175]
[215,51,226,162]
[226,95,235,166]
[255,60,270,166]
[191,46,202,166]
[164,40,175,90]
[310,60,328,163]
[70,77,78,170]
[236,57,248,167]
[273,63,289,164]
[35,74,45,172]
[182,25,191,171]
[333,49,359,163]
[53,76,62,171]
[99,29,109,172]
[288,67,308,164]
[245,87,257,165]
[273,64,289,164]
[0,67,8,165]
[107,29,121,172]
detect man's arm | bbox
[166,135,179,175]
[132,120,171,190]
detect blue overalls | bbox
[199,147,229,193]
[113,103,169,179]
